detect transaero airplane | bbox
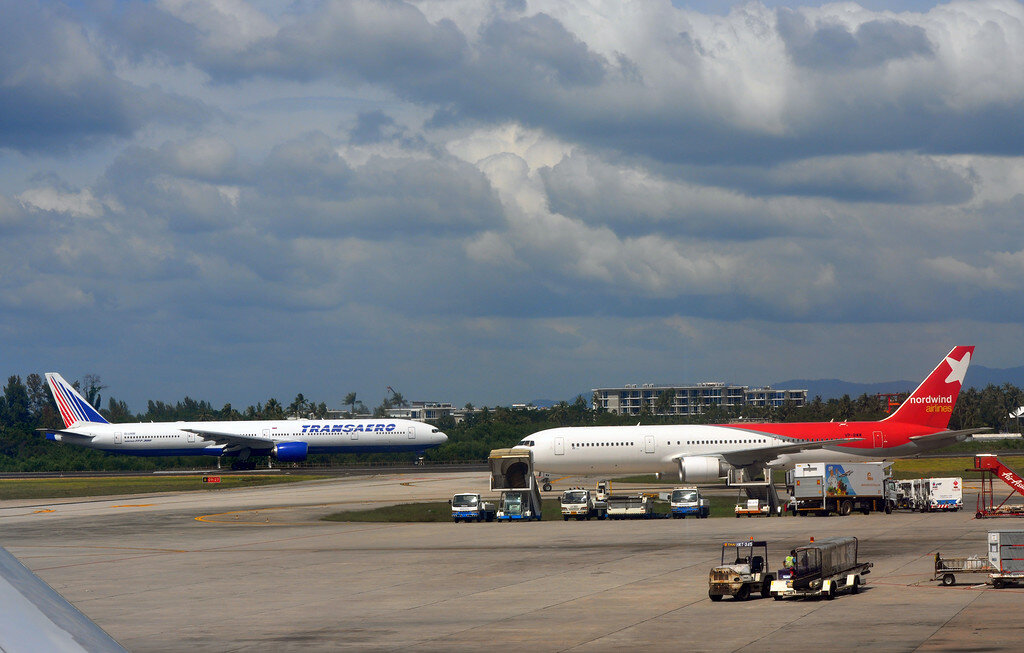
[40,373,447,464]
[517,346,983,483]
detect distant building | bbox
[386,401,456,421]
[592,382,807,416]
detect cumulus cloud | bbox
[0,0,209,151]
[5,0,1024,407]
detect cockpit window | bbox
[518,440,534,446]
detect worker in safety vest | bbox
[784,551,796,571]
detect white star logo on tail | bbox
[944,351,970,385]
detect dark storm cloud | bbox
[0,0,208,152]
[777,11,934,70]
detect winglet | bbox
[45,373,109,427]
[885,346,973,429]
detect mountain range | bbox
[774,365,1024,400]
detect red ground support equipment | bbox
[973,454,1024,519]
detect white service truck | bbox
[450,493,496,523]
[787,462,892,516]
[923,477,963,512]
[560,488,608,521]
[670,487,710,519]
[606,493,655,519]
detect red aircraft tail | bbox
[885,346,974,429]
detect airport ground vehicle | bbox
[974,455,1024,518]
[606,493,656,519]
[770,537,871,599]
[734,497,771,517]
[933,553,993,585]
[450,493,496,523]
[708,540,774,601]
[560,488,607,520]
[923,477,963,511]
[987,530,1024,587]
[497,490,542,521]
[670,487,709,518]
[490,448,543,521]
[787,462,891,516]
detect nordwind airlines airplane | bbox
[517,346,983,484]
[40,373,447,464]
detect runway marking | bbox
[113,504,154,508]
[33,509,55,513]
[196,504,320,525]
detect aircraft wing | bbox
[0,545,126,652]
[909,427,991,447]
[715,436,865,469]
[179,428,277,452]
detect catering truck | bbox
[708,540,774,601]
[450,493,496,523]
[770,537,872,600]
[670,487,710,518]
[923,477,963,512]
[560,488,607,520]
[787,462,892,516]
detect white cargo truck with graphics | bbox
[787,462,892,516]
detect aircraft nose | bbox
[436,430,448,444]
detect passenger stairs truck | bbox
[770,536,872,600]
[974,454,1024,518]
[787,462,892,516]
[489,448,543,521]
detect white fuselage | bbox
[521,425,881,477]
[50,418,445,457]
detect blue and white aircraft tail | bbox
[46,372,109,426]
[41,372,447,465]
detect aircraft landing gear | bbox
[229,447,256,470]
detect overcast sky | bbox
[3,0,1024,411]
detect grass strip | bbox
[0,474,325,500]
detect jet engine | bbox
[677,456,727,483]
[273,441,309,462]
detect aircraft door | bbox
[644,435,655,454]
[114,432,122,444]
[873,431,883,448]
[554,436,565,455]
[408,425,416,439]
[187,432,195,443]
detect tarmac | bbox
[2,472,1024,652]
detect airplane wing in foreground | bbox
[0,545,126,652]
